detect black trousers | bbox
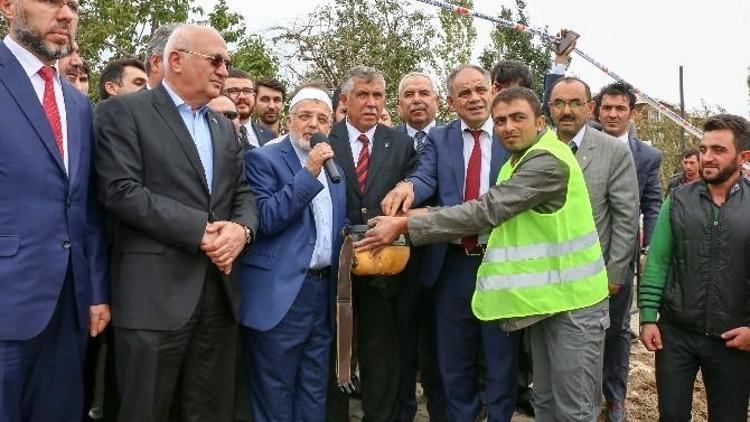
[114,269,238,422]
[656,321,750,421]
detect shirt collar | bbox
[460,117,494,137]
[162,80,208,115]
[345,118,377,141]
[406,120,436,138]
[3,34,60,80]
[617,132,630,144]
[564,125,587,148]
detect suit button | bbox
[62,240,71,250]
[361,208,367,215]
[66,198,72,207]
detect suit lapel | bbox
[489,134,508,186]
[206,110,224,199]
[151,85,209,194]
[448,121,465,200]
[330,122,360,199]
[364,125,388,193]
[0,44,66,176]
[577,128,596,172]
[279,137,302,174]
[62,81,81,183]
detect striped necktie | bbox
[356,134,370,193]
[414,130,426,158]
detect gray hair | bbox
[398,72,439,97]
[446,64,491,95]
[144,23,177,74]
[341,66,386,95]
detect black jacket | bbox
[662,178,750,336]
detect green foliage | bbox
[231,35,279,81]
[272,0,435,112]
[477,0,551,98]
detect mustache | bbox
[558,113,575,121]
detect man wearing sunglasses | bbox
[208,94,243,145]
[94,24,258,422]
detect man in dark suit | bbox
[240,87,347,421]
[392,72,447,422]
[596,82,663,246]
[94,24,258,422]
[326,65,417,422]
[0,1,110,420]
[382,64,518,422]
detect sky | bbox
[198,0,749,117]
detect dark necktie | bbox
[462,129,482,251]
[356,134,370,193]
[569,140,578,155]
[38,65,64,158]
[414,130,426,158]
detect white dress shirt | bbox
[406,120,437,151]
[4,35,69,172]
[290,139,333,269]
[345,118,377,166]
[243,121,261,148]
[564,125,587,150]
[617,133,630,145]
[460,118,494,197]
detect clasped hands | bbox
[201,221,247,275]
[353,181,427,252]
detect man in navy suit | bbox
[382,64,518,422]
[240,87,347,421]
[392,72,447,422]
[0,0,109,420]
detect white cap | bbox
[289,87,332,111]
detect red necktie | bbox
[462,129,482,252]
[38,65,64,158]
[356,134,370,193]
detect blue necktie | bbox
[415,130,426,158]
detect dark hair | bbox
[254,77,287,102]
[682,149,699,160]
[490,60,532,89]
[596,81,636,111]
[144,23,177,75]
[99,58,146,100]
[703,114,750,152]
[548,76,592,101]
[228,68,251,80]
[491,87,543,118]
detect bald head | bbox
[162,24,229,109]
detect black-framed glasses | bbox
[177,49,232,69]
[224,87,255,98]
[221,110,239,120]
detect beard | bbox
[702,160,738,184]
[12,6,73,61]
[291,133,311,152]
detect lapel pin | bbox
[384,143,390,148]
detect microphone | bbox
[310,132,341,184]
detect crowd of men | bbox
[2,1,750,422]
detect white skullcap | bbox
[289,87,332,111]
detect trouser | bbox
[434,247,519,422]
[0,275,87,422]
[354,275,405,422]
[529,299,609,422]
[242,273,332,422]
[656,321,750,421]
[114,269,238,422]
[602,278,633,407]
[395,271,446,422]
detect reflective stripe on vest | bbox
[477,257,605,291]
[483,230,599,263]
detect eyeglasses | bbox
[224,87,255,98]
[549,99,586,111]
[221,110,239,120]
[37,0,79,13]
[292,112,331,126]
[177,49,232,69]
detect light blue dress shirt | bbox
[290,139,333,269]
[162,82,214,193]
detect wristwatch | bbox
[241,224,253,245]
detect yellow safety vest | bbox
[471,130,608,320]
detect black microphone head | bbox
[310,132,329,147]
